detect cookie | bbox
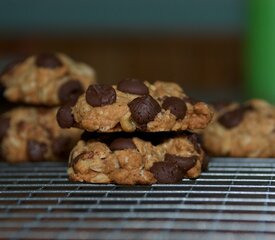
[202,99,275,157]
[0,53,96,106]
[0,107,82,163]
[68,132,207,185]
[57,79,213,132]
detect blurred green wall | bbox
[245,0,275,103]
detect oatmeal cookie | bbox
[57,79,213,132]
[0,53,96,105]
[68,132,207,185]
[202,99,275,157]
[0,107,82,163]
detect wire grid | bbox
[1,158,275,240]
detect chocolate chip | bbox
[86,84,116,107]
[52,137,71,158]
[187,133,201,153]
[35,53,63,68]
[0,55,28,76]
[0,117,10,140]
[164,154,197,172]
[70,151,94,167]
[27,140,47,161]
[150,161,183,184]
[109,138,136,151]
[117,78,149,95]
[128,95,161,125]
[218,105,253,129]
[58,80,84,105]
[162,97,187,119]
[56,105,74,128]
[70,152,86,167]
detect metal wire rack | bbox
[1,158,275,240]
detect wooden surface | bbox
[0,36,241,101]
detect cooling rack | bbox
[1,158,275,239]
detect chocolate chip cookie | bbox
[202,99,275,157]
[68,132,207,185]
[0,53,96,106]
[57,79,213,132]
[0,107,82,163]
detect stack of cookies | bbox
[0,53,96,163]
[57,79,214,184]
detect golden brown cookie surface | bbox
[57,79,213,132]
[68,132,207,185]
[0,107,82,163]
[202,99,275,157]
[0,53,96,106]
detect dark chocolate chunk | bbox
[187,133,201,153]
[162,97,187,119]
[56,105,74,128]
[218,105,253,129]
[35,53,63,68]
[117,78,149,95]
[109,138,136,151]
[165,154,197,172]
[0,117,10,140]
[52,137,71,158]
[150,161,183,184]
[71,151,94,168]
[128,95,161,125]
[58,80,84,104]
[86,84,116,107]
[27,140,47,161]
[70,152,86,167]
[0,54,28,76]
